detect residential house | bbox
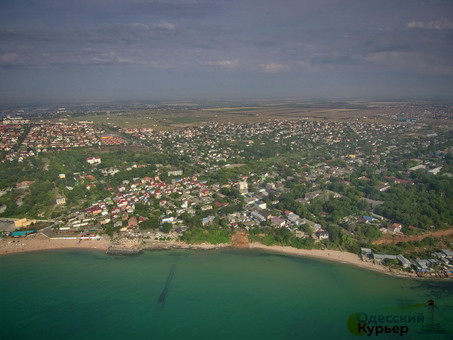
[202,216,215,226]
[86,157,101,165]
[56,197,66,205]
[388,223,402,233]
[270,216,285,228]
[168,170,183,176]
[315,229,329,240]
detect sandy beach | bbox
[248,243,419,278]
[0,233,111,255]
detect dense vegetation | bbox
[249,227,318,250]
[180,226,231,244]
[376,172,453,229]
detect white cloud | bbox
[407,20,453,30]
[0,53,17,63]
[151,21,177,30]
[203,59,239,69]
[260,62,288,73]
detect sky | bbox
[0,0,452,104]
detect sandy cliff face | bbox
[231,231,249,248]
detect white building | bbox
[238,181,248,193]
[56,197,66,205]
[86,157,101,165]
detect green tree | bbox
[161,222,172,233]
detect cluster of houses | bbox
[1,116,30,125]
[100,135,127,145]
[54,163,337,243]
[361,247,453,276]
[0,124,25,154]
[230,205,329,241]
[22,122,100,151]
[51,130,446,245]
[1,121,127,162]
[121,120,410,168]
[117,119,449,194]
[60,154,428,246]
[58,172,219,232]
[2,115,448,190]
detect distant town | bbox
[1,101,453,278]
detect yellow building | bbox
[14,218,37,228]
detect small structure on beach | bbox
[360,247,373,261]
[373,254,397,264]
[397,254,412,268]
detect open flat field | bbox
[50,101,435,130]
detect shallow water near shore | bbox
[1,249,452,339]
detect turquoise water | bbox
[1,249,452,339]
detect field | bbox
[51,102,405,130]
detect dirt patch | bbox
[373,229,453,245]
[231,231,249,248]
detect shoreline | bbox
[142,240,230,251]
[143,241,431,279]
[1,236,446,280]
[247,243,420,279]
[0,234,111,256]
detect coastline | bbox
[142,240,230,251]
[0,234,111,256]
[140,240,421,279]
[0,234,228,256]
[247,243,419,279]
[0,235,434,279]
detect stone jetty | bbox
[106,236,143,255]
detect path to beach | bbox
[374,228,453,245]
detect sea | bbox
[1,249,452,340]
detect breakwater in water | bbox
[106,236,142,255]
[106,247,142,255]
[158,264,177,305]
[106,240,228,255]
